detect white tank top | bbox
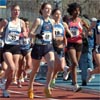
[4,18,21,45]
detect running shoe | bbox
[87,68,93,82]
[50,79,55,88]
[73,84,82,92]
[20,78,24,83]
[12,76,18,84]
[18,84,22,88]
[44,88,52,98]
[17,80,22,88]
[2,90,10,98]
[12,79,17,85]
[28,89,34,99]
[63,66,70,80]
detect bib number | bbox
[20,38,30,45]
[54,28,63,37]
[8,32,19,41]
[42,31,52,42]
[70,27,79,37]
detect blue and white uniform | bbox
[19,37,32,56]
[54,23,65,37]
[3,18,21,54]
[53,22,65,58]
[35,17,53,45]
[4,18,21,45]
[31,17,54,60]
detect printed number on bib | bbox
[55,28,63,37]
[20,38,30,45]
[8,32,19,41]
[70,27,79,37]
[42,31,52,42]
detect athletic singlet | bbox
[4,18,21,45]
[19,37,31,50]
[54,22,65,37]
[19,27,31,50]
[35,17,53,44]
[68,18,83,43]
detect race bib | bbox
[8,32,19,41]
[19,37,30,45]
[54,28,63,37]
[42,31,52,42]
[70,27,79,37]
[0,38,4,48]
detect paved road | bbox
[0,64,100,100]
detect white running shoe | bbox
[73,84,82,92]
[20,78,24,83]
[63,66,70,80]
[18,84,22,88]
[87,68,93,82]
[2,90,10,98]
[12,79,17,85]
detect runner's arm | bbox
[29,18,40,38]
[63,22,73,37]
[21,19,27,37]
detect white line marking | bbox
[55,85,100,95]
[8,90,27,95]
[8,90,59,99]
[8,90,45,98]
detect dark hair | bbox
[11,3,20,10]
[51,8,60,15]
[62,15,69,23]
[67,2,81,15]
[39,2,51,15]
[20,17,24,20]
[20,17,29,22]
[23,18,29,22]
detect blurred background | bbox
[0,0,100,22]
